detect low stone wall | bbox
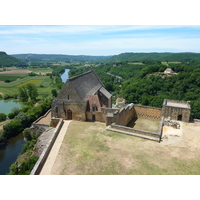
[110,123,160,139]
[158,116,164,142]
[30,118,64,175]
[33,109,51,124]
[194,119,200,123]
[101,107,119,114]
[31,123,50,134]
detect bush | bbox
[23,129,32,141]
[0,113,6,122]
[8,112,15,119]
[3,120,23,139]
[0,130,6,143]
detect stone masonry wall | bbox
[113,104,136,126]
[134,105,161,121]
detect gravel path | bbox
[40,120,72,175]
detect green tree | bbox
[18,84,38,102]
[3,120,23,139]
[19,86,28,102]
[14,112,30,128]
[0,113,6,122]
[26,83,38,101]
[51,89,57,97]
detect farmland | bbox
[0,68,57,100]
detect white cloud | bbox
[0,25,199,36]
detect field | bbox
[0,69,56,99]
[50,121,200,175]
[29,68,53,75]
[0,69,31,82]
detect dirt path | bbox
[40,120,72,175]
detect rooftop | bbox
[166,101,190,109]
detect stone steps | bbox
[106,126,160,142]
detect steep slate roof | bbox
[68,69,108,99]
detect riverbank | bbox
[0,68,70,175]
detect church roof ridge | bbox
[68,70,93,81]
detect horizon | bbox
[1,25,200,56]
[8,51,200,57]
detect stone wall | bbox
[31,109,51,133]
[105,104,161,126]
[113,104,136,126]
[30,118,64,175]
[52,101,87,121]
[162,99,191,122]
[110,123,160,140]
[134,105,161,121]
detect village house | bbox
[164,68,174,74]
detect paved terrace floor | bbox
[40,120,72,175]
[36,111,52,125]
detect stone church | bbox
[51,69,112,121]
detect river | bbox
[0,69,69,175]
[0,99,22,115]
[61,69,70,83]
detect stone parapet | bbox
[30,118,64,175]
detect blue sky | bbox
[1,25,200,55]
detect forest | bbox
[69,61,200,119]
[0,52,27,67]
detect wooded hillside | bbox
[0,52,27,67]
[69,61,200,119]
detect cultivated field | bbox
[49,121,200,175]
[0,68,55,99]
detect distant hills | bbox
[11,52,200,64]
[107,52,200,62]
[0,51,27,67]
[11,54,112,63]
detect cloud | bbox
[0,25,199,36]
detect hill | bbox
[155,52,200,62]
[0,52,27,67]
[12,54,112,63]
[107,52,200,63]
[107,52,172,62]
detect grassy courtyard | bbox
[127,118,160,132]
[50,121,200,175]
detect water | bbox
[61,69,70,83]
[0,100,22,115]
[0,69,70,175]
[0,133,25,175]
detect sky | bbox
[1,25,200,56]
